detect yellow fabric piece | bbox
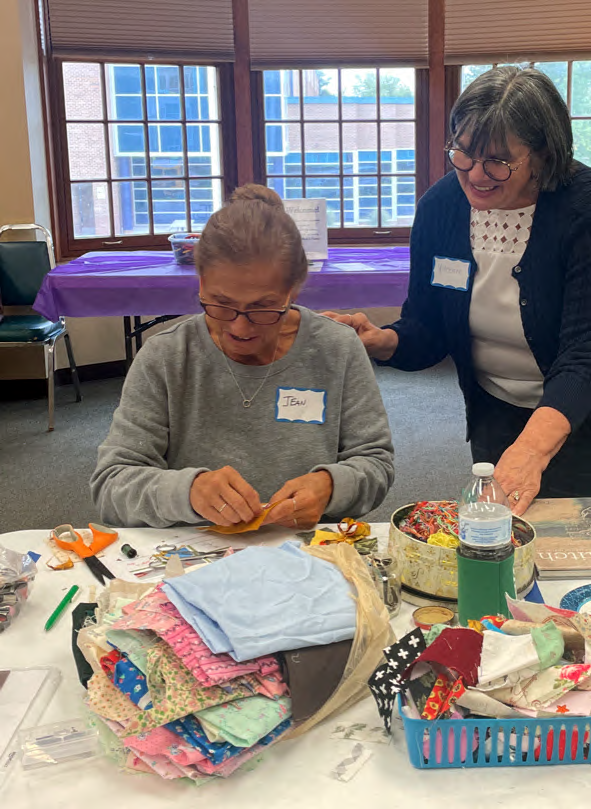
[468,619,485,634]
[309,518,372,546]
[287,542,394,739]
[201,501,283,535]
[337,518,371,541]
[427,531,460,549]
[310,529,343,546]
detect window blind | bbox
[45,0,235,61]
[248,0,429,68]
[445,0,591,64]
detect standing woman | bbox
[91,185,394,529]
[326,67,591,515]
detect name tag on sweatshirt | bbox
[431,255,471,291]
[276,388,326,424]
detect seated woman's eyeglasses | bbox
[446,147,531,182]
[199,298,291,325]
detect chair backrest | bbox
[0,241,53,306]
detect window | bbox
[461,61,591,166]
[262,68,420,238]
[58,61,224,249]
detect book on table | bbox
[524,497,591,580]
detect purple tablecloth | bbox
[33,247,410,321]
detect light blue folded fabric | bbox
[162,541,357,661]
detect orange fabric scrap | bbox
[201,501,283,535]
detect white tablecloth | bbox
[0,525,589,808]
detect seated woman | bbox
[90,185,395,529]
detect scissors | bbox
[52,524,118,585]
[130,544,229,577]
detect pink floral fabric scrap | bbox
[112,586,280,687]
[87,642,265,735]
[125,642,261,735]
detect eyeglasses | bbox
[199,298,291,325]
[446,146,531,182]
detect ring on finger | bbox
[293,516,298,528]
[511,490,520,502]
[292,498,297,512]
[217,501,228,514]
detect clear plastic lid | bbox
[20,719,99,770]
[472,462,495,477]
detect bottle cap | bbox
[472,462,494,477]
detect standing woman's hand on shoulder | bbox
[321,311,399,360]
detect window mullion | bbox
[178,65,191,231]
[376,67,382,229]
[99,63,115,239]
[140,64,155,236]
[338,69,344,229]
[299,69,305,200]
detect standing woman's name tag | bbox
[431,256,472,291]
[276,388,326,424]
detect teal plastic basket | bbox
[399,696,591,768]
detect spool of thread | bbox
[121,544,137,559]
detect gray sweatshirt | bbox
[90,306,395,528]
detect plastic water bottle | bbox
[458,462,513,563]
[457,462,516,624]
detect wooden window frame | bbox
[48,56,238,258]
[252,67,429,246]
[453,60,591,136]
[38,0,443,256]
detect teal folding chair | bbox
[0,224,82,431]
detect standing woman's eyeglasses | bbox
[446,146,531,182]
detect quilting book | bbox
[525,498,591,579]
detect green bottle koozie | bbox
[457,551,516,626]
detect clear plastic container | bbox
[20,719,99,770]
[458,463,513,562]
[368,550,401,617]
[0,545,37,632]
[168,232,200,265]
[0,667,61,791]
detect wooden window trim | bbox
[48,56,238,258]
[40,0,441,255]
[253,67,428,246]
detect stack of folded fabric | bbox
[76,542,358,781]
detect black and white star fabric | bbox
[368,629,427,733]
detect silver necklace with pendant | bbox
[217,337,280,408]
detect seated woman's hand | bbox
[321,311,398,360]
[262,471,334,530]
[190,466,262,526]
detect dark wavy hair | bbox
[450,66,574,191]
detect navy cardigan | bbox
[384,164,591,434]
